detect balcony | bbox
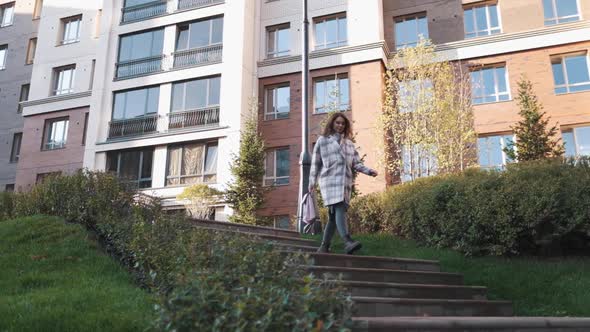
[115,55,164,79]
[173,44,223,69]
[168,106,220,130]
[108,114,159,139]
[121,0,224,24]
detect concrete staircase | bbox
[191,219,590,331]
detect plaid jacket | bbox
[309,134,375,206]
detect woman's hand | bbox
[308,185,316,194]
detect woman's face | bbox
[333,116,346,134]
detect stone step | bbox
[307,266,464,285]
[352,297,513,318]
[191,218,301,238]
[351,317,590,332]
[274,243,319,252]
[191,225,317,247]
[338,280,487,300]
[308,252,441,272]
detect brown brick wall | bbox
[15,107,88,190]
[258,61,387,221]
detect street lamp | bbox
[297,0,311,234]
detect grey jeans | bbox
[321,201,348,244]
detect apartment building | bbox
[0,0,39,191]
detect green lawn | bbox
[0,216,154,332]
[308,233,590,317]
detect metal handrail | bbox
[177,0,224,10]
[115,54,165,79]
[172,44,223,68]
[108,114,159,138]
[168,106,220,130]
[121,0,167,23]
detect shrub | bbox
[0,192,13,221]
[348,192,385,234]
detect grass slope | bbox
[311,233,590,317]
[0,216,154,332]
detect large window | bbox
[171,77,220,112]
[0,44,7,70]
[264,148,290,186]
[314,74,350,114]
[43,117,69,150]
[394,14,428,49]
[266,23,289,58]
[61,15,82,44]
[113,86,160,120]
[166,141,218,186]
[118,29,164,62]
[176,16,223,51]
[397,79,434,113]
[53,65,76,95]
[478,134,514,169]
[563,126,590,157]
[464,3,501,38]
[401,145,437,182]
[470,65,510,104]
[265,84,290,120]
[543,0,580,25]
[551,53,590,94]
[9,133,22,163]
[107,148,154,189]
[18,84,30,114]
[314,14,347,50]
[0,2,14,27]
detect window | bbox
[551,53,590,94]
[53,65,76,95]
[0,2,14,27]
[470,65,510,104]
[478,134,514,169]
[176,16,223,51]
[9,133,22,163]
[33,0,43,19]
[464,3,501,38]
[397,79,433,113]
[314,74,350,113]
[4,184,14,192]
[118,29,164,62]
[273,215,291,230]
[61,15,82,44]
[265,84,290,120]
[82,112,89,145]
[171,77,220,112]
[166,142,218,186]
[314,14,347,50]
[266,23,289,58]
[17,84,30,113]
[394,14,428,49]
[43,117,69,150]
[0,44,7,70]
[563,126,590,157]
[26,38,37,64]
[402,145,437,182]
[107,148,154,189]
[36,172,61,184]
[113,86,159,120]
[543,0,580,25]
[264,148,290,186]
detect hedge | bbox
[348,159,590,256]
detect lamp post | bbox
[297,0,311,234]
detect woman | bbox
[309,113,378,254]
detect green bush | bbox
[350,159,590,256]
[348,192,385,234]
[0,192,13,221]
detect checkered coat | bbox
[309,134,375,206]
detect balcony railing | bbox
[108,114,159,139]
[121,0,167,23]
[115,55,164,79]
[168,106,220,130]
[173,44,223,69]
[178,0,224,10]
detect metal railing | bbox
[168,106,220,130]
[115,55,164,79]
[177,0,224,10]
[108,114,159,138]
[173,44,223,69]
[121,0,167,23]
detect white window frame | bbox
[171,77,220,112]
[470,65,511,105]
[166,141,218,186]
[562,125,590,157]
[0,44,7,70]
[266,23,290,58]
[551,53,590,94]
[314,13,347,50]
[313,73,350,114]
[463,2,502,38]
[43,117,69,150]
[0,2,15,27]
[264,84,290,120]
[264,147,290,186]
[394,14,429,49]
[543,0,581,25]
[478,134,515,170]
[61,15,82,44]
[53,65,76,95]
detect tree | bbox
[503,76,564,161]
[377,39,477,183]
[178,184,223,219]
[225,101,269,225]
